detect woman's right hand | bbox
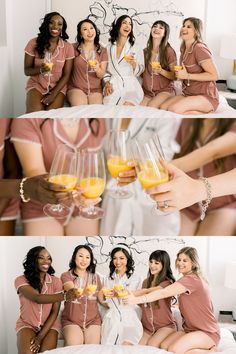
[103,81,113,96]
[65,288,80,301]
[117,161,137,186]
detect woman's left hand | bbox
[30,335,42,353]
[175,63,188,80]
[122,293,137,305]
[72,187,101,208]
[41,91,56,106]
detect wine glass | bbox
[43,144,77,219]
[132,136,169,214]
[87,49,97,72]
[102,276,114,301]
[73,276,85,304]
[107,130,133,199]
[124,51,135,63]
[151,53,160,73]
[77,149,106,219]
[44,51,53,76]
[86,273,97,300]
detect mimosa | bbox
[107,156,132,178]
[117,290,128,298]
[151,61,160,69]
[138,169,169,189]
[80,177,105,198]
[88,59,97,66]
[86,284,97,294]
[113,284,124,292]
[102,288,113,298]
[49,174,77,191]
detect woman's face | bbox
[119,17,132,38]
[180,20,196,41]
[48,15,63,38]
[151,23,165,40]
[176,253,193,275]
[80,22,96,42]
[75,248,91,270]
[37,249,52,273]
[149,258,163,275]
[112,250,128,273]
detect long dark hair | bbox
[146,20,172,69]
[109,15,135,46]
[23,246,55,292]
[175,118,236,172]
[76,19,101,52]
[36,12,69,58]
[69,245,97,274]
[109,244,134,279]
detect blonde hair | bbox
[182,17,203,42]
[176,247,201,276]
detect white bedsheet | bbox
[43,329,236,354]
[18,95,236,119]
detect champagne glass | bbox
[78,149,106,219]
[132,136,169,214]
[107,130,133,199]
[151,53,160,73]
[73,276,85,304]
[43,144,77,219]
[124,51,135,63]
[86,273,97,300]
[113,272,124,293]
[87,49,97,72]
[102,276,114,301]
[44,51,53,76]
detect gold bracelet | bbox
[19,177,30,203]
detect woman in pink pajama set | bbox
[124,246,220,354]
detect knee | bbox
[168,343,181,354]
[159,102,167,110]
[168,104,182,114]
[159,340,169,351]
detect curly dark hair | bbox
[109,15,135,46]
[36,12,69,58]
[23,246,55,292]
[146,20,172,69]
[109,244,134,279]
[69,245,97,274]
[76,19,101,52]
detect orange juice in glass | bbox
[80,177,105,199]
[124,54,133,62]
[117,289,128,298]
[102,288,113,298]
[75,287,84,297]
[107,156,132,178]
[86,284,97,295]
[49,174,77,192]
[138,168,169,190]
[151,61,160,70]
[113,283,124,292]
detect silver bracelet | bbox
[63,291,67,302]
[19,177,30,203]
[198,177,212,221]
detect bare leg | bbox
[160,331,185,351]
[148,327,176,347]
[139,331,151,345]
[63,325,84,346]
[84,325,101,344]
[179,212,198,236]
[196,208,236,236]
[40,329,58,352]
[168,96,213,115]
[168,331,216,354]
[26,89,44,113]
[23,219,64,236]
[88,92,103,104]
[147,92,173,109]
[160,96,184,111]
[67,89,88,106]
[65,216,99,236]
[17,328,37,354]
[140,96,151,106]
[46,92,65,110]
[0,220,16,236]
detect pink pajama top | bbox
[141,279,176,334]
[142,46,176,97]
[177,273,220,346]
[68,45,108,95]
[176,118,236,221]
[180,41,219,111]
[15,274,62,333]
[61,270,102,329]
[10,118,107,225]
[0,118,19,221]
[25,37,74,95]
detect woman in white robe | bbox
[100,118,181,236]
[103,15,144,106]
[100,244,143,345]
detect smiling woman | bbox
[24,11,74,113]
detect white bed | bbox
[43,329,236,354]
[18,95,236,119]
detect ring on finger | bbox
[163,200,169,209]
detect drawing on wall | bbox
[55,0,206,54]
